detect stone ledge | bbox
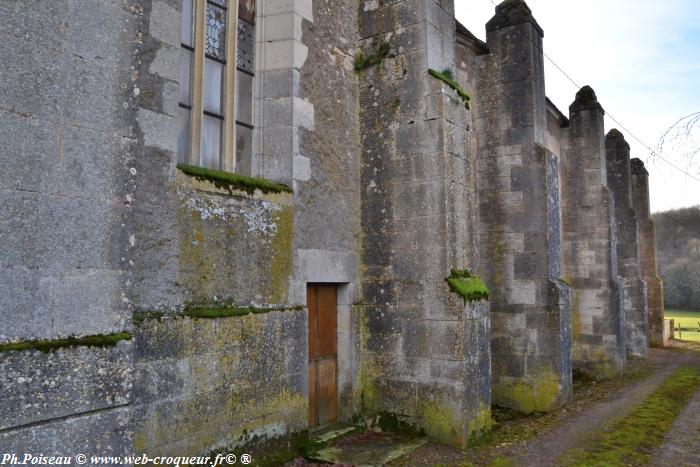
[0,340,133,430]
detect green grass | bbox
[665,309,700,342]
[558,366,700,466]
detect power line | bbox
[605,111,700,183]
[479,0,700,184]
[656,211,700,237]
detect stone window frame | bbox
[175,0,314,184]
[250,0,313,184]
[178,0,255,173]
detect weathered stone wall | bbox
[130,177,303,456]
[357,0,491,447]
[133,310,306,455]
[455,24,488,273]
[606,130,649,357]
[1,0,310,456]
[296,0,363,421]
[475,0,572,413]
[0,0,141,455]
[2,0,668,457]
[631,158,665,347]
[545,99,569,160]
[560,87,626,378]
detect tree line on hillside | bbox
[653,206,700,310]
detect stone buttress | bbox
[631,159,665,347]
[560,87,626,378]
[475,0,572,413]
[357,0,491,447]
[606,130,649,357]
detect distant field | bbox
[665,310,700,342]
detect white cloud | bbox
[455,0,700,212]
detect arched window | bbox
[177,0,256,174]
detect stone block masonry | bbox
[606,130,649,357]
[0,0,142,455]
[476,0,572,413]
[133,310,306,456]
[357,0,491,447]
[1,0,669,457]
[631,159,665,347]
[560,87,626,379]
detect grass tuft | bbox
[354,42,392,72]
[428,68,471,109]
[559,366,700,466]
[177,163,292,195]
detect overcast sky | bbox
[455,0,700,213]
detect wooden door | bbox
[308,284,337,427]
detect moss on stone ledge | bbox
[133,305,304,324]
[0,332,132,353]
[428,68,471,109]
[446,269,490,303]
[177,163,292,195]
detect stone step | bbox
[306,430,427,466]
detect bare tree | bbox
[655,111,700,173]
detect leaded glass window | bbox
[205,2,226,60]
[177,0,256,174]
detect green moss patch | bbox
[446,269,490,303]
[428,68,471,109]
[0,332,132,353]
[354,42,392,72]
[133,304,304,324]
[177,163,292,195]
[186,304,303,319]
[559,366,700,466]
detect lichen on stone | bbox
[445,269,490,303]
[493,370,562,414]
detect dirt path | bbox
[650,388,700,466]
[650,367,700,466]
[513,348,700,465]
[390,346,700,466]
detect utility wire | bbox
[479,0,700,184]
[655,211,700,237]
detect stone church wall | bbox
[356,0,491,447]
[0,0,665,456]
[606,130,649,357]
[472,0,572,413]
[0,0,141,455]
[631,159,665,347]
[560,87,626,379]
